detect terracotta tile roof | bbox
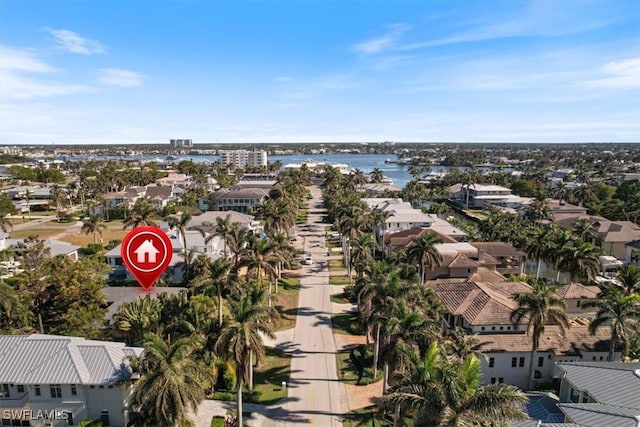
[429,281,533,326]
[472,325,612,354]
[557,283,601,299]
[469,267,508,282]
[448,253,479,269]
[469,242,526,257]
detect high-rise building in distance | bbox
[218,150,268,169]
[169,139,193,149]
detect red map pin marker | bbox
[121,226,173,290]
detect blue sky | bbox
[1,0,639,144]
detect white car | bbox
[302,254,313,265]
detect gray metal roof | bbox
[558,403,640,427]
[557,362,640,410]
[102,286,186,319]
[0,334,142,385]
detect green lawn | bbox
[331,293,350,304]
[336,347,383,386]
[464,209,488,220]
[343,407,389,427]
[328,259,346,270]
[273,276,301,331]
[332,312,363,335]
[329,275,351,286]
[210,416,225,427]
[211,347,291,405]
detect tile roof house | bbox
[0,334,142,427]
[427,279,618,391]
[556,215,640,260]
[556,283,600,317]
[556,361,640,426]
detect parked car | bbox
[302,254,313,265]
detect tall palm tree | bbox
[370,168,385,183]
[164,212,192,255]
[23,189,32,219]
[524,226,555,279]
[380,342,527,426]
[573,217,596,242]
[558,242,602,283]
[123,200,158,230]
[511,281,570,390]
[461,169,482,209]
[573,184,595,207]
[81,215,107,245]
[615,264,640,295]
[586,285,640,361]
[406,232,443,285]
[241,235,282,305]
[190,257,232,326]
[129,333,212,426]
[50,184,67,222]
[214,292,277,427]
[349,233,377,281]
[112,296,162,345]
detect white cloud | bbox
[0,45,57,72]
[98,68,147,87]
[275,76,293,83]
[353,23,411,54]
[584,57,640,89]
[45,28,107,54]
[0,46,92,100]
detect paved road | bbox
[271,185,345,426]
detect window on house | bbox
[489,358,495,367]
[498,378,504,383]
[50,384,62,398]
[538,356,544,367]
[519,357,525,367]
[511,357,517,367]
[71,384,77,396]
[34,385,41,396]
[490,377,496,384]
[491,326,496,331]
[17,385,24,394]
[1,383,9,398]
[576,300,581,307]
[499,326,504,330]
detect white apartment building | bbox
[218,150,267,169]
[0,334,142,427]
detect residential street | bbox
[274,185,345,426]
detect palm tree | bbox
[406,232,443,285]
[511,281,570,390]
[573,217,596,242]
[615,264,640,295]
[190,257,232,326]
[380,342,527,426]
[123,200,158,230]
[350,168,367,188]
[129,333,212,426]
[558,242,602,283]
[461,169,482,209]
[349,233,377,281]
[241,235,282,305]
[573,184,595,207]
[164,212,192,255]
[369,168,385,183]
[524,198,551,226]
[112,296,162,345]
[214,292,277,427]
[23,189,32,219]
[81,215,107,245]
[586,285,640,361]
[524,227,555,279]
[50,184,67,223]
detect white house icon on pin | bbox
[134,239,160,263]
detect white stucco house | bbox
[0,334,142,427]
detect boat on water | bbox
[165,155,178,161]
